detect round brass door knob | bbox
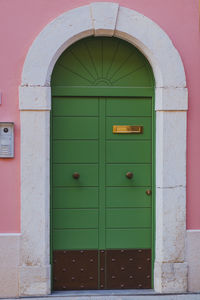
[146,189,152,195]
[126,172,133,179]
[73,172,80,179]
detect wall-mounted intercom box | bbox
[0,123,14,158]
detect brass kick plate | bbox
[113,125,143,134]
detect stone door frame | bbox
[19,2,188,295]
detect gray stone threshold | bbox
[51,289,156,296]
[2,290,200,300]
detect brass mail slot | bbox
[113,125,143,134]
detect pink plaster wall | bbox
[0,0,199,232]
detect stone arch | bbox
[19,2,188,295]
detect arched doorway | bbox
[51,36,155,290]
[19,3,188,295]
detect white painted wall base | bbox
[186,230,200,292]
[0,234,20,298]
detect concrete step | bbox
[3,290,200,300]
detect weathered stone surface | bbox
[154,262,188,293]
[156,187,186,263]
[19,266,51,296]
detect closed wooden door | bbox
[51,37,154,290]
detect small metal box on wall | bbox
[0,123,14,158]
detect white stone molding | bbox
[155,88,188,111]
[156,111,187,189]
[19,86,51,110]
[21,5,94,87]
[19,2,188,295]
[21,2,186,91]
[114,6,186,89]
[20,110,50,295]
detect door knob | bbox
[146,189,152,195]
[73,172,80,179]
[126,172,133,179]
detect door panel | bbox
[53,229,99,250]
[53,117,98,139]
[53,187,99,209]
[51,37,154,88]
[106,141,151,163]
[53,97,99,116]
[106,229,152,248]
[106,208,151,228]
[106,249,151,289]
[53,164,98,187]
[53,249,151,290]
[106,187,151,208]
[106,97,152,116]
[106,164,151,186]
[53,250,99,290]
[53,140,98,163]
[53,209,99,228]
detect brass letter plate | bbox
[113,125,143,134]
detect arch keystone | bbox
[90,2,119,36]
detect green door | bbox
[51,37,155,290]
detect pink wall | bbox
[0,0,199,232]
